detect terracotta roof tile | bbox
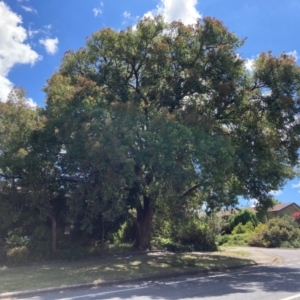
[268,202,293,212]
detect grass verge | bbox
[0,252,254,293]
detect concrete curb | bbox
[0,263,257,299]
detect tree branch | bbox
[181,183,202,198]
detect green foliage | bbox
[152,219,172,241]
[112,220,136,244]
[27,226,52,259]
[217,233,250,246]
[248,217,300,248]
[218,220,255,247]
[231,221,255,234]
[174,219,217,251]
[1,15,300,253]
[229,210,259,231]
[280,240,300,248]
[6,246,29,264]
[5,229,29,249]
[159,241,195,252]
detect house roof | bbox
[197,202,300,218]
[268,202,294,212]
[246,202,300,212]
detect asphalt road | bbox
[12,248,300,300]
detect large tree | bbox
[44,17,300,249]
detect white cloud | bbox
[44,24,52,30]
[262,88,272,97]
[144,0,201,25]
[8,88,38,109]
[286,50,298,61]
[21,5,37,14]
[93,8,102,17]
[245,58,255,72]
[93,3,103,17]
[123,11,131,19]
[249,198,258,207]
[39,37,59,55]
[26,97,37,108]
[292,182,300,188]
[270,190,283,196]
[28,28,40,38]
[0,2,41,101]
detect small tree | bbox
[228,209,259,231]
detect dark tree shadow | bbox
[21,265,300,300]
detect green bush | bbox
[228,209,259,231]
[216,234,230,245]
[232,222,255,234]
[280,240,300,248]
[112,220,136,244]
[152,219,172,242]
[248,217,300,248]
[217,233,250,246]
[7,246,29,264]
[27,226,52,260]
[5,229,29,249]
[175,219,217,251]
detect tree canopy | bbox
[42,16,300,249]
[1,17,300,250]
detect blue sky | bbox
[1,0,300,205]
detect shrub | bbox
[175,219,217,251]
[228,209,259,231]
[231,222,255,235]
[217,233,250,246]
[7,246,29,264]
[112,220,136,244]
[248,217,300,248]
[27,226,52,260]
[5,229,29,249]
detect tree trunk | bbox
[48,214,57,254]
[133,196,154,250]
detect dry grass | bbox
[216,247,251,258]
[0,252,254,293]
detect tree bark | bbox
[133,195,154,250]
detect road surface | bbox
[10,248,300,300]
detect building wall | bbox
[267,204,300,219]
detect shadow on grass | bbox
[0,254,252,293]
